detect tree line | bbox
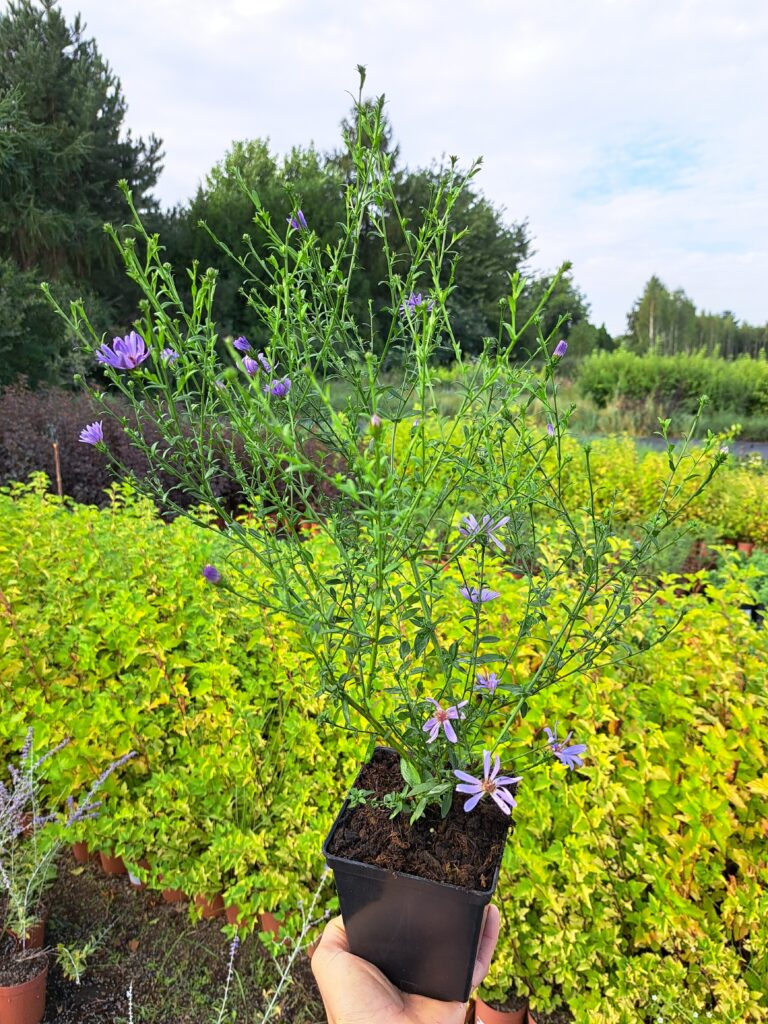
[1,1,765,391]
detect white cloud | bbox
[44,0,768,333]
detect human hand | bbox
[311,905,500,1024]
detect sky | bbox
[52,0,768,335]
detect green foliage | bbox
[576,349,768,437]
[578,350,768,417]
[0,478,355,923]
[0,0,162,380]
[0,0,162,278]
[479,571,768,1021]
[624,276,767,359]
[0,483,766,1019]
[50,86,723,814]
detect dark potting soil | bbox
[530,1009,575,1023]
[482,991,529,1012]
[0,935,47,986]
[34,854,326,1023]
[327,748,512,890]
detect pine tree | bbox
[0,0,162,279]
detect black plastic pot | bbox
[323,748,507,1003]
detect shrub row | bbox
[577,350,768,418]
[0,484,766,1019]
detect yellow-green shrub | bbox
[1,478,766,1020]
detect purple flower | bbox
[422,698,468,744]
[553,339,568,359]
[79,421,104,446]
[454,751,521,815]
[400,292,435,317]
[257,352,272,373]
[459,586,500,604]
[264,377,292,398]
[161,347,179,363]
[458,513,510,553]
[233,336,251,352]
[202,564,221,585]
[370,414,382,429]
[474,671,501,694]
[544,723,587,770]
[288,209,308,231]
[546,423,555,438]
[242,356,260,377]
[96,331,149,371]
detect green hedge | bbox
[0,480,766,1020]
[577,350,768,419]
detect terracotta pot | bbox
[474,996,528,1024]
[194,894,225,919]
[71,842,90,865]
[128,859,150,890]
[258,911,283,939]
[99,851,126,876]
[161,888,186,904]
[0,956,48,1024]
[737,541,755,556]
[7,912,47,952]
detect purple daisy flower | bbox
[233,336,251,352]
[202,564,221,585]
[242,356,260,377]
[459,586,500,604]
[458,513,510,552]
[79,421,104,446]
[264,377,292,398]
[422,698,468,744]
[400,292,435,317]
[161,347,179,363]
[544,723,587,770]
[288,209,308,231]
[553,339,568,359]
[474,671,501,695]
[454,751,522,815]
[96,331,149,371]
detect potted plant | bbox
[0,731,134,1024]
[474,991,529,1023]
[52,73,724,1002]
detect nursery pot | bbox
[99,851,126,876]
[161,888,186,904]
[323,747,508,1003]
[7,913,47,953]
[0,957,48,1024]
[474,996,528,1024]
[194,894,225,919]
[71,842,90,865]
[128,859,151,890]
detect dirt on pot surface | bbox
[327,748,512,891]
[37,855,327,1023]
[529,1009,575,1023]
[480,991,529,1012]
[0,934,47,986]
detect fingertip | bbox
[471,903,501,990]
[317,915,350,955]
